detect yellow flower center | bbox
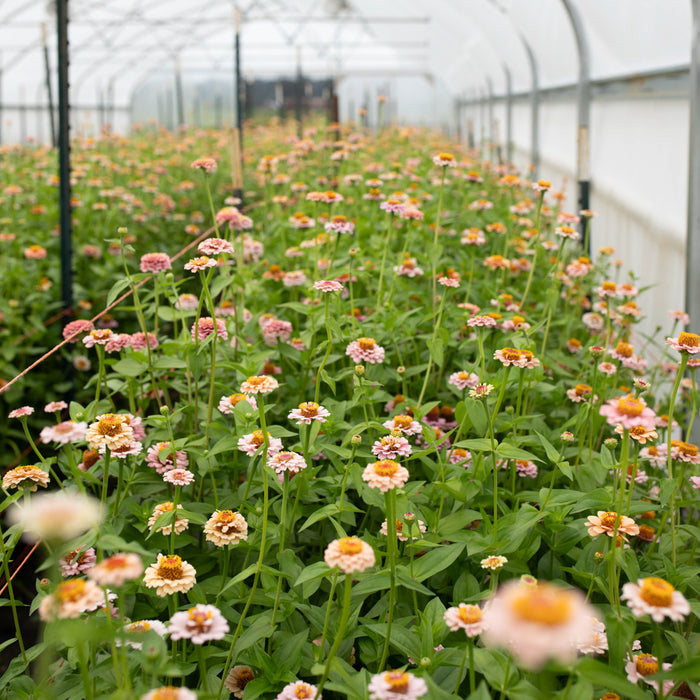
[602,281,616,292]
[217,510,236,523]
[384,671,410,693]
[601,693,620,700]
[512,315,525,325]
[614,342,634,358]
[673,440,699,456]
[151,688,180,700]
[373,460,399,477]
[537,180,551,188]
[55,579,87,602]
[453,448,468,459]
[394,415,413,429]
[157,556,184,580]
[678,331,700,347]
[510,584,573,625]
[228,393,246,406]
[338,537,363,555]
[458,605,483,625]
[97,414,124,436]
[438,152,454,162]
[188,607,213,626]
[639,577,674,607]
[629,426,649,438]
[127,621,151,633]
[251,430,265,446]
[575,384,592,396]
[502,348,521,362]
[299,401,320,417]
[245,376,266,387]
[357,337,376,350]
[638,524,655,541]
[332,215,347,224]
[617,395,644,417]
[635,653,659,676]
[294,685,314,699]
[599,512,620,529]
[324,190,339,200]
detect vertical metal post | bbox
[521,35,540,178]
[165,90,173,130]
[688,0,700,348]
[174,56,184,129]
[234,7,243,134]
[504,64,513,164]
[42,23,57,147]
[57,0,73,320]
[561,0,591,247]
[19,88,26,142]
[296,46,303,138]
[98,85,105,133]
[486,77,495,162]
[329,76,338,123]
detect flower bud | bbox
[603,437,618,450]
[354,365,365,377]
[159,405,170,416]
[397,366,405,374]
[420,657,431,668]
[351,434,362,446]
[560,431,575,443]
[117,227,128,235]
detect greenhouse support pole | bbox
[57,0,73,319]
[688,0,700,376]
[521,35,540,179]
[174,56,184,129]
[234,7,243,133]
[487,76,495,162]
[503,64,513,164]
[561,0,591,247]
[42,23,57,148]
[296,46,303,138]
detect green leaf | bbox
[496,442,541,462]
[320,368,336,395]
[428,337,444,367]
[535,430,561,463]
[106,278,131,307]
[293,562,333,588]
[576,657,649,700]
[455,438,494,452]
[112,357,148,378]
[412,542,467,582]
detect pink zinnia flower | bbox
[288,401,330,425]
[267,451,307,479]
[481,579,598,669]
[44,401,68,413]
[40,420,88,444]
[146,442,189,473]
[346,337,385,364]
[191,317,228,342]
[515,459,538,478]
[668,309,690,325]
[198,237,234,255]
[324,215,354,234]
[666,331,700,354]
[190,157,217,173]
[313,279,344,293]
[83,329,115,348]
[140,252,171,273]
[219,393,257,414]
[130,332,159,351]
[59,547,97,577]
[621,577,690,622]
[9,406,34,419]
[586,511,639,540]
[63,319,94,342]
[467,315,497,328]
[163,469,195,486]
[237,430,282,457]
[444,604,484,637]
[382,415,422,436]
[371,435,412,460]
[368,670,427,700]
[362,460,410,492]
[262,319,293,346]
[104,333,132,354]
[276,681,321,700]
[599,394,657,431]
[625,654,673,695]
[379,199,406,214]
[169,604,229,644]
[448,371,479,390]
[324,537,375,573]
[240,375,279,394]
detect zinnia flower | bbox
[8,491,103,542]
[625,654,673,694]
[219,393,257,414]
[371,435,412,460]
[368,670,428,700]
[586,511,639,540]
[237,430,283,457]
[346,337,386,364]
[85,414,134,451]
[480,555,508,571]
[191,317,228,341]
[169,604,229,644]
[324,537,375,573]
[240,375,279,394]
[268,451,307,479]
[288,401,330,424]
[382,415,422,436]
[362,460,410,492]
[448,371,479,391]
[2,465,50,491]
[143,554,196,597]
[140,252,172,273]
[39,420,88,444]
[39,578,106,621]
[163,469,195,486]
[276,681,321,700]
[141,687,197,700]
[225,666,256,697]
[119,619,168,650]
[204,510,248,546]
[198,237,234,255]
[481,579,598,669]
[444,604,484,637]
[621,577,690,622]
[599,394,657,431]
[88,552,143,587]
[59,547,97,577]
[666,331,700,353]
[148,502,189,535]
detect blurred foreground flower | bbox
[8,491,102,542]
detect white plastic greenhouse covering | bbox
[0,0,698,339]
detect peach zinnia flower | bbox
[444,603,484,637]
[666,331,700,354]
[204,510,248,546]
[141,687,197,700]
[240,375,279,395]
[481,579,597,669]
[276,681,321,700]
[615,424,657,444]
[621,577,690,622]
[225,666,256,697]
[88,552,143,587]
[324,536,375,573]
[382,415,422,436]
[148,502,189,535]
[85,413,134,451]
[169,604,229,644]
[288,401,330,425]
[2,465,50,491]
[586,511,639,540]
[39,578,106,621]
[362,460,410,492]
[143,554,196,597]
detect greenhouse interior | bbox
[1,1,700,698]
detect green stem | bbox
[316,573,353,696]
[316,571,339,662]
[0,522,26,664]
[314,296,333,403]
[378,489,398,671]
[417,286,449,407]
